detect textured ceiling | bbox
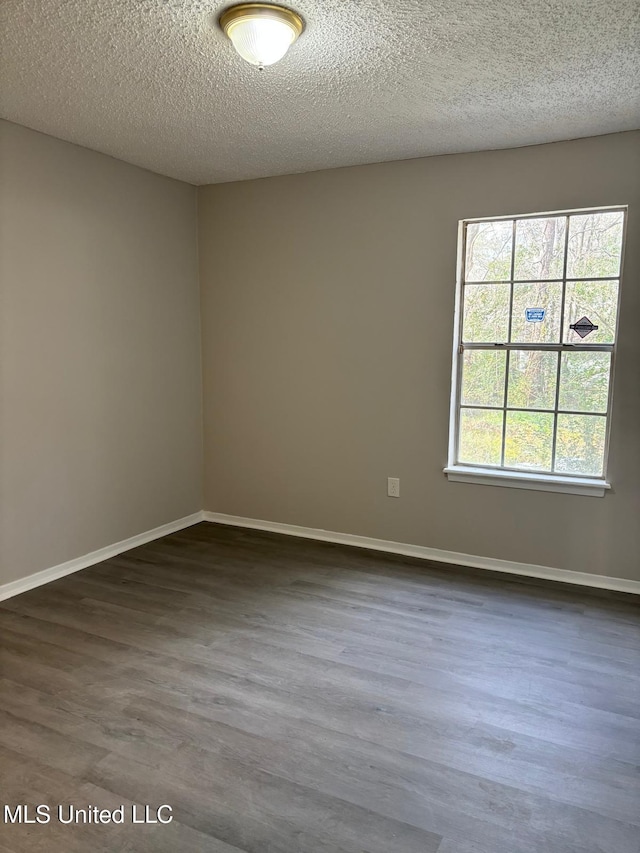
[1,0,639,185]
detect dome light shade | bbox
[220,3,304,69]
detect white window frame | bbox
[445,205,627,498]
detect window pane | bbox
[461,350,506,407]
[462,283,510,342]
[458,409,503,466]
[567,211,624,278]
[558,351,611,414]
[504,411,553,471]
[507,350,558,410]
[514,216,566,281]
[555,414,606,476]
[465,220,513,281]
[563,279,619,344]
[510,281,562,343]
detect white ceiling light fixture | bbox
[219,3,304,70]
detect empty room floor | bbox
[0,522,639,853]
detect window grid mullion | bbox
[550,351,561,471]
[464,275,620,286]
[459,405,608,417]
[551,215,572,472]
[461,343,614,352]
[501,220,517,466]
[501,352,509,467]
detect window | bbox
[446,207,626,497]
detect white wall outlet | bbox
[387,477,400,498]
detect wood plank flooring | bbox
[1,521,639,852]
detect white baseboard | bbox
[3,509,637,601]
[203,511,640,595]
[0,511,205,602]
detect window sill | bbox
[443,466,610,497]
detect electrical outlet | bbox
[387,477,400,498]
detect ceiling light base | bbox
[219,3,304,68]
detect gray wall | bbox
[0,121,203,585]
[2,122,637,586]
[199,131,640,581]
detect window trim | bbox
[443,466,611,497]
[446,205,627,497]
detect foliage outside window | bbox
[449,207,625,484]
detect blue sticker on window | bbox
[525,308,545,322]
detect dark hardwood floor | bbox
[1,522,639,853]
